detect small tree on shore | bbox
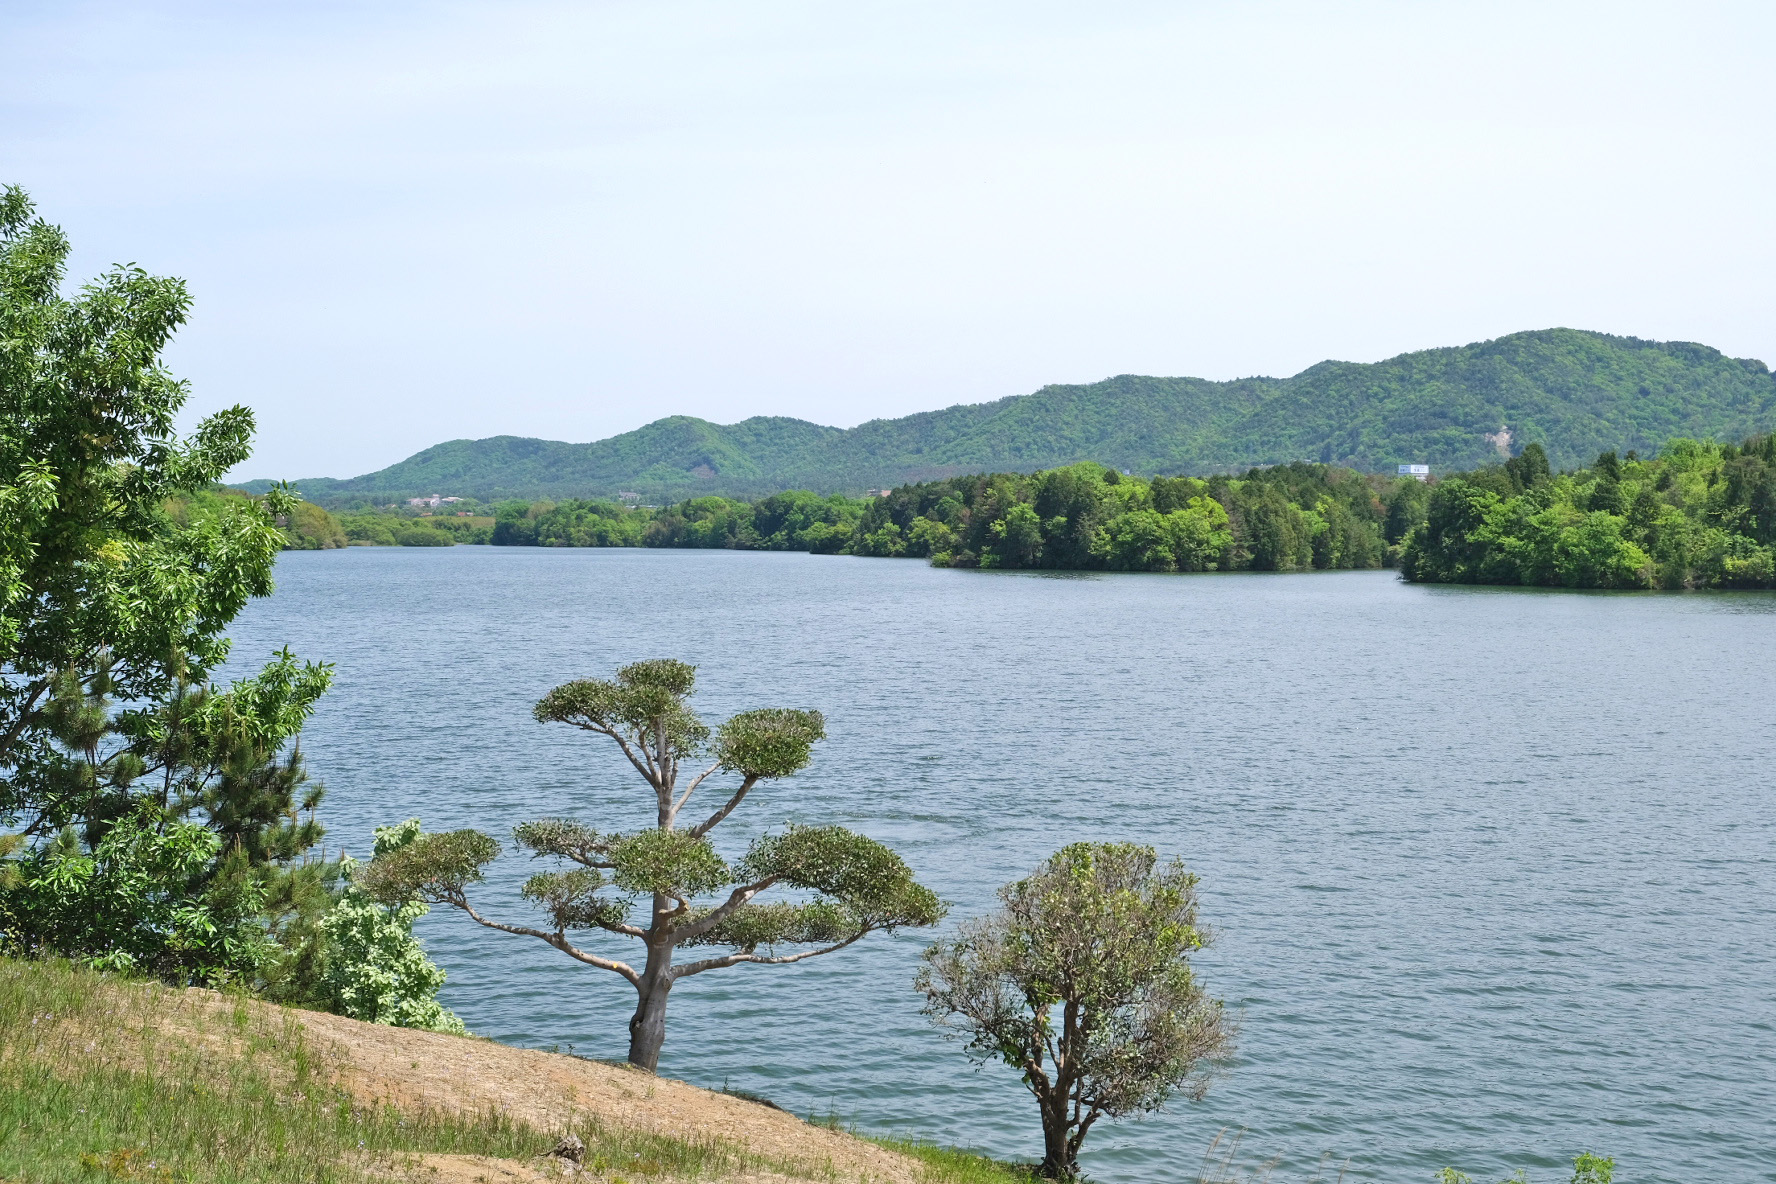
[917,842,1234,1179]
[361,659,944,1070]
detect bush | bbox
[316,819,464,1034]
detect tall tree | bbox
[0,184,332,982]
[361,659,943,1070]
[918,843,1234,1179]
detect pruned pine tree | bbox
[361,659,943,1070]
[917,843,1235,1179]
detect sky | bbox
[6,1,1775,481]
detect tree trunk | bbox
[628,921,676,1071]
[1037,1091,1077,1178]
[627,971,672,1071]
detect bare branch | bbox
[686,773,760,838]
[455,898,642,985]
[667,760,724,826]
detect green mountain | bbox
[245,329,1776,503]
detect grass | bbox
[0,956,1041,1184]
[0,957,761,1183]
[865,1139,1038,1184]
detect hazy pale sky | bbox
[7,1,1774,479]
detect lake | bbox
[225,547,1776,1184]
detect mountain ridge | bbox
[241,328,1776,503]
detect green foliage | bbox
[520,866,628,931]
[859,461,1404,574]
[716,708,826,778]
[1570,1153,1614,1184]
[741,824,943,928]
[493,497,643,546]
[316,818,464,1034]
[1402,434,1776,588]
[532,660,712,754]
[244,329,1776,503]
[646,489,866,551]
[358,829,500,906]
[608,828,731,897]
[918,843,1233,1179]
[392,524,453,547]
[0,186,344,992]
[2,185,302,818]
[511,817,605,864]
[0,805,271,983]
[426,457,1428,576]
[281,500,347,549]
[678,898,857,950]
[468,460,1412,576]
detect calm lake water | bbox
[226,548,1776,1184]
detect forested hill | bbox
[245,329,1776,503]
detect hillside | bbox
[2,956,1020,1184]
[243,329,1776,503]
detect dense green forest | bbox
[316,463,1423,574]
[239,329,1776,503]
[1401,436,1776,589]
[837,463,1413,571]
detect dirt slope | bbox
[159,990,930,1184]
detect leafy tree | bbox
[359,660,943,1070]
[0,804,277,981]
[1503,442,1551,492]
[906,517,958,560]
[917,842,1233,1179]
[315,818,464,1033]
[1383,478,1431,545]
[1091,509,1177,572]
[281,500,347,549]
[1243,487,1316,571]
[0,184,334,984]
[984,503,1044,568]
[856,520,907,557]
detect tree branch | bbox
[670,876,779,943]
[454,898,641,985]
[569,718,658,788]
[669,927,870,979]
[686,772,759,838]
[667,760,723,827]
[0,678,51,755]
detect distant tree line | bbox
[1402,437,1776,589]
[268,438,1776,590]
[461,462,1428,573]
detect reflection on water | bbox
[226,549,1776,1184]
